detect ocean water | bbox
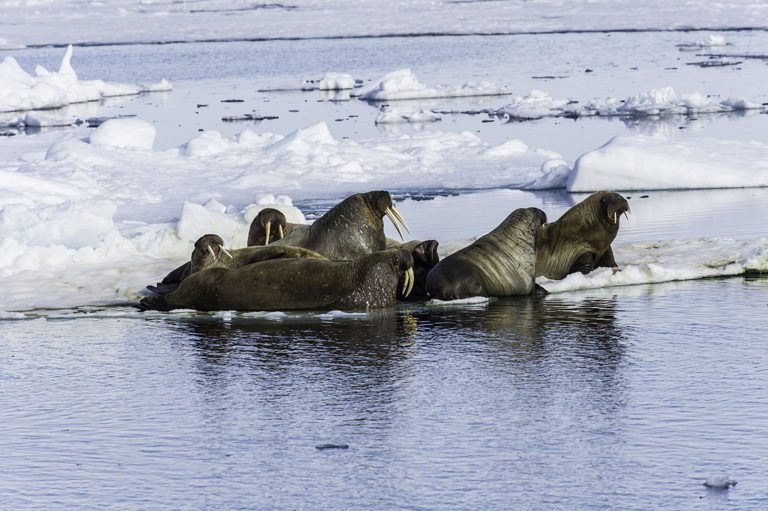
[2,275,768,510]
[3,33,768,509]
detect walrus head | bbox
[247,208,287,246]
[190,234,233,273]
[597,190,630,228]
[362,190,411,241]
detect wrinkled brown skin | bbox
[386,238,440,300]
[139,249,413,312]
[247,208,305,246]
[268,191,395,260]
[425,207,548,300]
[147,234,325,295]
[535,190,630,280]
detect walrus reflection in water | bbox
[535,190,630,280]
[425,207,548,300]
[139,248,415,312]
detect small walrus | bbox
[535,190,630,279]
[425,207,548,300]
[269,190,410,260]
[139,248,415,312]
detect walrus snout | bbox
[600,192,631,225]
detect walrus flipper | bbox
[146,282,180,296]
[569,252,596,275]
[595,245,618,269]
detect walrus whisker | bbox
[207,245,217,261]
[390,206,411,235]
[264,222,271,246]
[403,268,414,297]
[278,224,284,239]
[219,245,233,259]
[385,208,405,241]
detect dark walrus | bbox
[535,190,630,279]
[139,248,415,312]
[425,207,548,300]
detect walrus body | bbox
[140,249,414,312]
[269,190,409,260]
[535,190,630,280]
[425,207,548,300]
[147,234,326,295]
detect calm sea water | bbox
[3,34,768,509]
[2,276,768,510]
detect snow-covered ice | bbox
[0,45,171,114]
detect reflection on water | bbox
[6,278,768,509]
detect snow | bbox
[354,68,509,101]
[1,3,768,313]
[0,45,172,113]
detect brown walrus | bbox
[386,238,440,300]
[268,190,410,260]
[535,190,630,280]
[139,248,415,312]
[425,207,548,300]
[146,234,326,295]
[246,208,304,246]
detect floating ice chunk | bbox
[704,474,737,489]
[318,72,355,90]
[375,108,441,124]
[496,90,570,119]
[356,68,508,101]
[89,118,156,149]
[0,46,171,113]
[24,112,75,127]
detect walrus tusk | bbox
[385,206,411,241]
[278,224,284,239]
[624,211,630,221]
[264,222,271,245]
[207,245,217,261]
[402,267,414,297]
[219,245,233,259]
[390,206,411,235]
[614,212,617,224]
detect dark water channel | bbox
[3,276,768,509]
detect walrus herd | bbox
[139,190,630,312]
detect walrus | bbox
[247,208,304,246]
[139,248,415,312]
[269,190,411,260]
[535,190,630,280]
[251,204,433,299]
[425,207,548,300]
[386,238,440,300]
[146,234,327,295]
